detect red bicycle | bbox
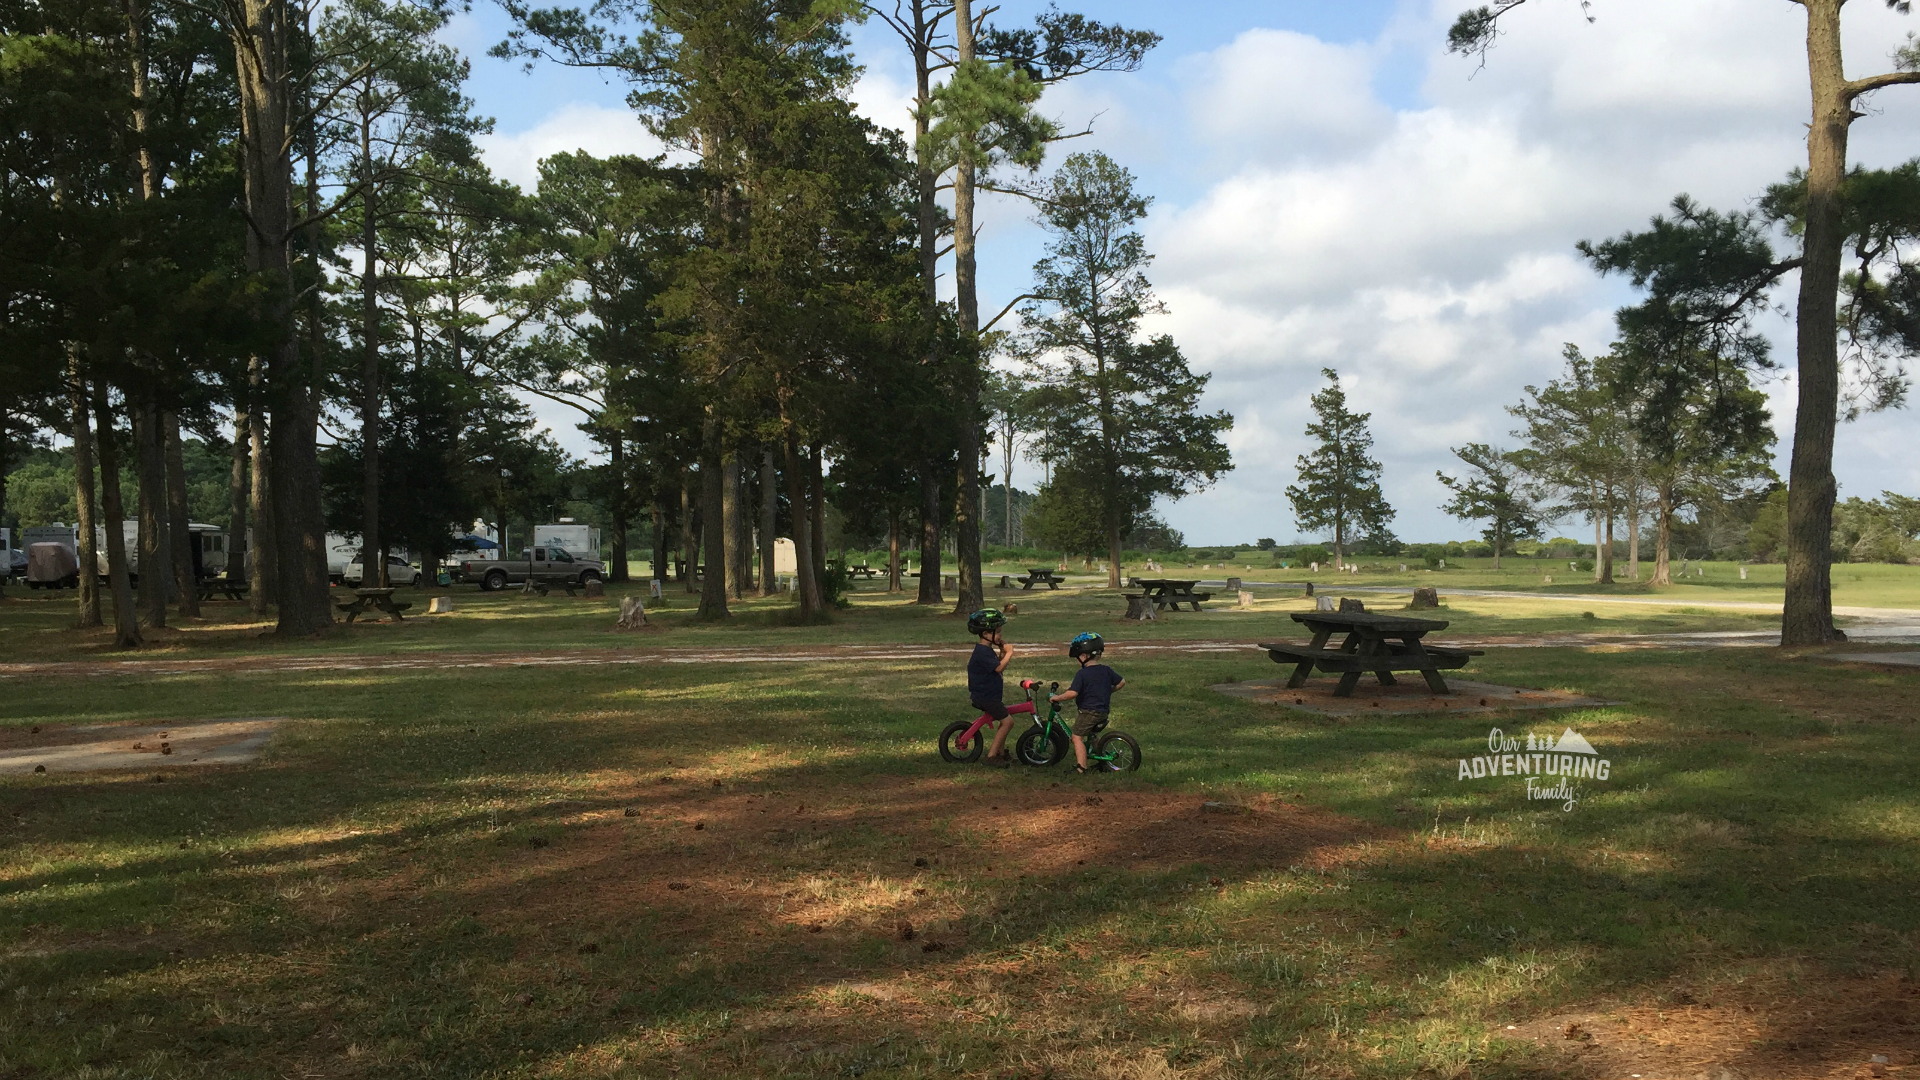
[937,679,1044,763]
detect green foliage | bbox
[1437,443,1546,564]
[1285,369,1394,562]
[1833,492,1920,564]
[1020,151,1233,569]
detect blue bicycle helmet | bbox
[1068,631,1104,659]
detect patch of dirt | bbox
[1507,969,1920,1079]
[359,772,1386,969]
[0,718,284,774]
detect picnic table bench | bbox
[847,563,879,579]
[333,587,411,623]
[1018,568,1064,590]
[198,577,248,602]
[1260,610,1483,697]
[1130,578,1212,611]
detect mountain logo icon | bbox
[1553,728,1598,755]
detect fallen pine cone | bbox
[897,922,916,941]
[33,765,46,774]
[921,941,945,953]
[528,837,549,849]
[160,745,173,755]
[667,882,690,891]
[577,943,599,954]
[623,808,639,817]
[807,924,823,934]
[693,822,705,831]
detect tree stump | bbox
[1237,590,1253,610]
[1338,597,1366,613]
[1411,587,1439,609]
[584,579,605,598]
[1124,595,1156,621]
[616,596,648,629]
[427,596,453,614]
[1315,595,1336,612]
[1226,576,1242,591]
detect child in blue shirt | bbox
[1049,632,1124,774]
[965,609,1026,767]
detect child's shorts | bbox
[971,699,1010,723]
[1073,709,1109,737]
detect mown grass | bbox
[1,563,1868,667]
[3,624,1917,1078]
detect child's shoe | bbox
[986,752,1011,768]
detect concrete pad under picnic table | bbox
[1817,651,1920,668]
[0,718,285,775]
[1210,678,1615,717]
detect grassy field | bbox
[2,583,1918,1078]
[0,575,1814,665]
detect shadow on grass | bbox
[1,649,1917,1077]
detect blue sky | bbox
[455,0,1920,545]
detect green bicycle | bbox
[1014,681,1142,772]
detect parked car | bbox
[342,555,422,587]
[452,545,605,591]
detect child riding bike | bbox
[1049,632,1126,774]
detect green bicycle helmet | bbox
[967,609,1008,636]
[1068,631,1104,659]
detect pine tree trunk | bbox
[809,444,828,588]
[722,454,742,599]
[1653,484,1675,587]
[93,394,141,647]
[697,422,729,620]
[164,412,199,617]
[227,406,248,586]
[69,361,102,627]
[230,0,330,635]
[360,102,383,591]
[784,431,823,615]
[948,0,985,616]
[681,476,699,593]
[888,507,903,593]
[1599,501,1615,585]
[608,433,630,582]
[134,402,169,628]
[1783,0,1849,644]
[1627,482,1642,581]
[247,387,274,615]
[651,496,668,589]
[759,448,778,596]
[917,469,943,604]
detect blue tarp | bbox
[457,534,499,550]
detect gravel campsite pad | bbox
[0,718,284,774]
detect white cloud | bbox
[476,103,668,190]
[1121,0,1920,543]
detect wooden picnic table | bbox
[333,586,412,623]
[1260,610,1483,698]
[198,577,248,602]
[1132,578,1212,611]
[1018,568,1064,590]
[846,563,879,579]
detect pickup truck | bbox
[454,546,607,591]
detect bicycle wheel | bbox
[1093,731,1141,772]
[939,720,984,764]
[1015,724,1069,767]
